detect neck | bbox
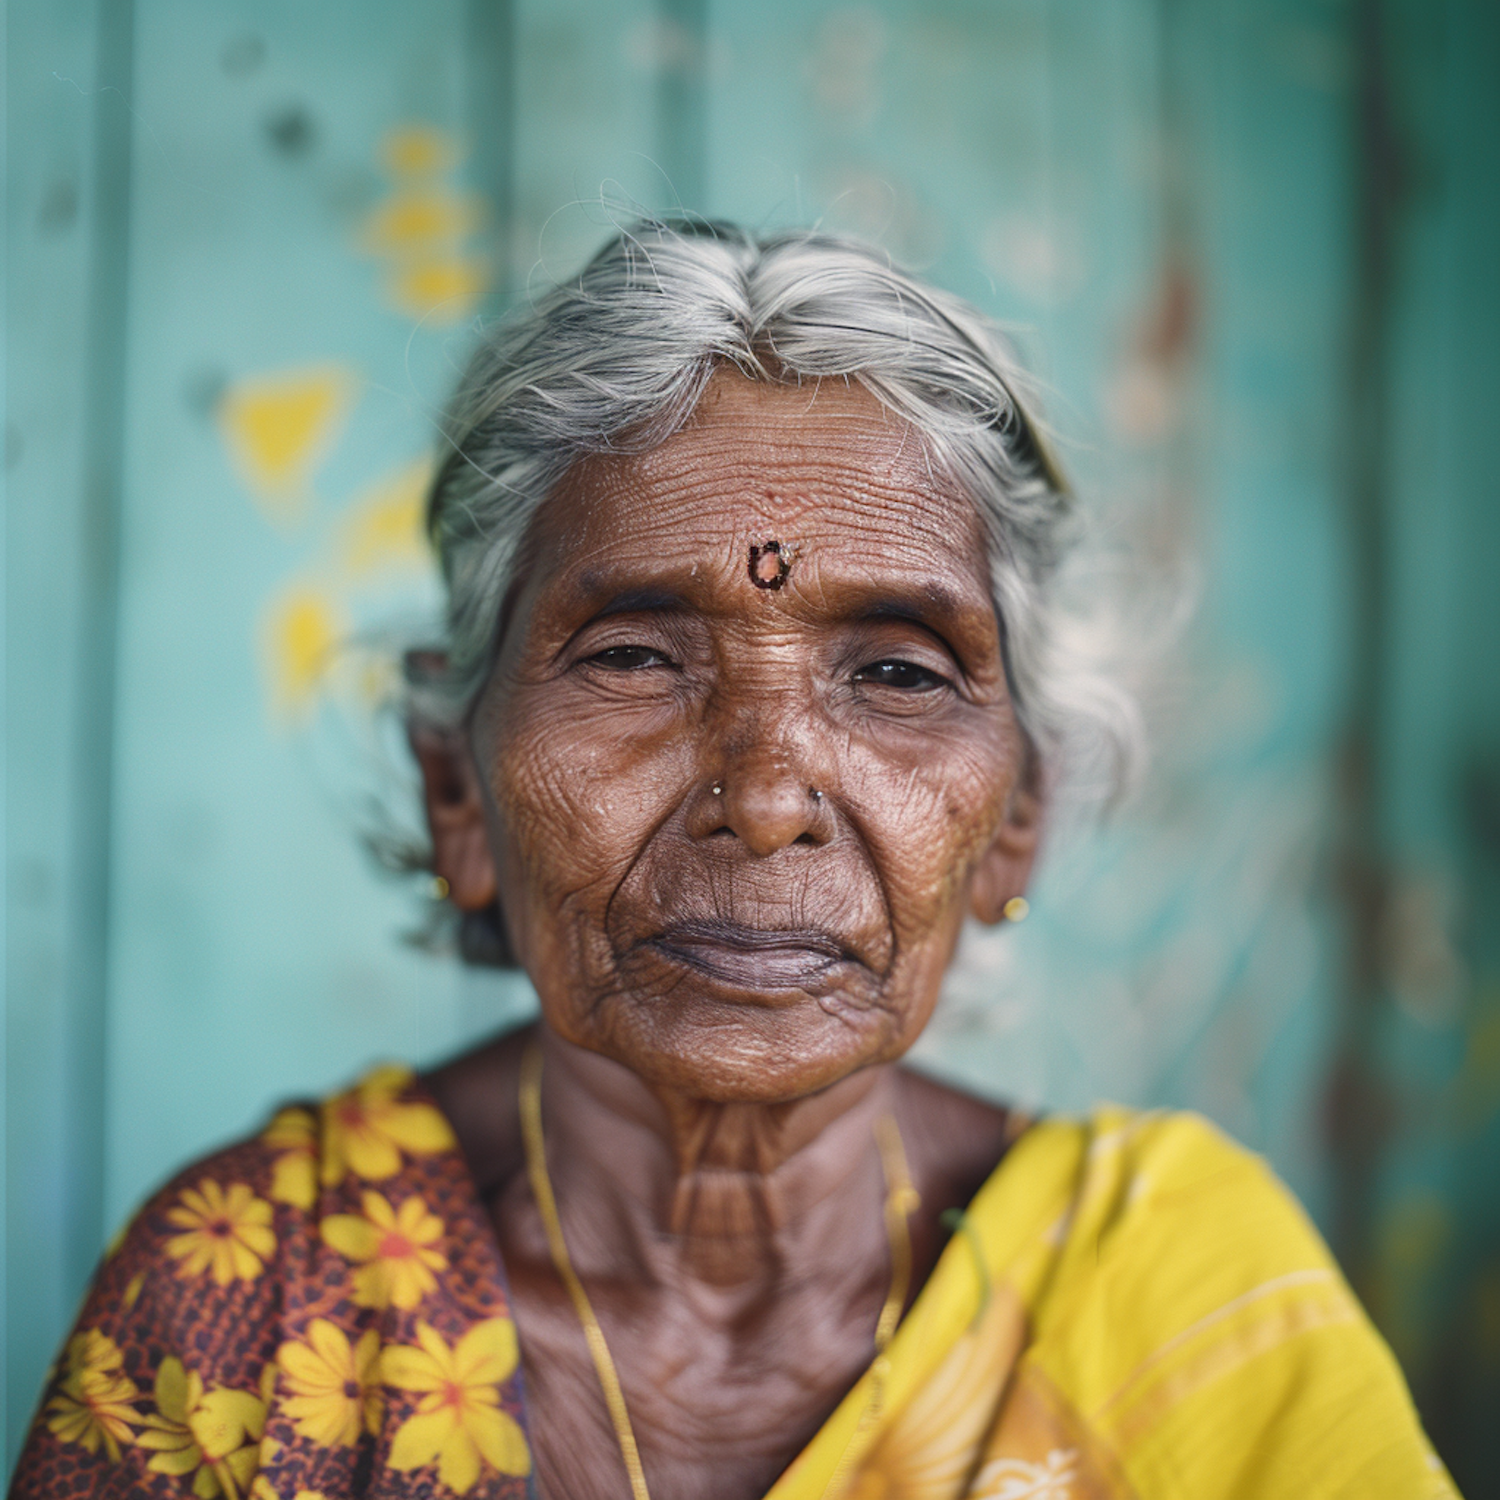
[532,1026,897,1292]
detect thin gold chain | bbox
[518,1042,920,1500]
[872,1113,918,1354]
[821,1113,917,1500]
[520,1042,652,1500]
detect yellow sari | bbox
[775,1107,1459,1500]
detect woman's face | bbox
[436,371,1040,1103]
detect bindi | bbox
[748,539,792,591]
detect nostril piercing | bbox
[810,787,823,802]
[711,783,723,797]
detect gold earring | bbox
[1002,896,1029,923]
[432,875,451,900]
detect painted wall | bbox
[7,0,1497,1488]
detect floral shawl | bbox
[14,1066,532,1499]
[12,1068,1459,1499]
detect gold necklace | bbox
[518,1042,919,1500]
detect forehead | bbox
[524,370,992,615]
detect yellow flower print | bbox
[165,1180,276,1285]
[276,1319,382,1447]
[321,1190,448,1309]
[44,1329,140,1461]
[382,1319,531,1494]
[320,1066,455,1187]
[263,1106,318,1209]
[135,1356,266,1498]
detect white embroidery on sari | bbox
[972,1446,1078,1499]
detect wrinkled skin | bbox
[420,372,1042,1500]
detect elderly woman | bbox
[16,223,1455,1500]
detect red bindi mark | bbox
[748,539,792,590]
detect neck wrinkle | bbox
[535,1027,898,1295]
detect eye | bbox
[585,644,673,671]
[852,658,949,691]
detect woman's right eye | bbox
[585,645,671,670]
[851,658,949,691]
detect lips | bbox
[648,919,854,990]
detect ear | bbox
[409,721,498,913]
[969,749,1045,926]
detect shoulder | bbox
[12,1065,534,1499]
[893,1064,1023,1224]
[983,1107,1457,1498]
[101,1063,467,1347]
[422,1023,535,1198]
[1035,1104,1330,1260]
[999,1105,1361,1387]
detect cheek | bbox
[848,726,1013,936]
[485,691,687,910]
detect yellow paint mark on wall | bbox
[265,586,345,719]
[382,125,457,179]
[388,258,490,323]
[363,124,490,326]
[219,366,359,524]
[363,191,483,252]
[342,459,433,576]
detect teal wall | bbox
[6,0,1498,1490]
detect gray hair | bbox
[413,219,1140,805]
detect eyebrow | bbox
[583,586,692,619]
[816,575,991,634]
[858,588,972,628]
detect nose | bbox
[715,770,827,856]
[691,715,832,857]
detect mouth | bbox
[648,919,855,990]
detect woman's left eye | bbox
[851,659,949,691]
[586,645,671,670]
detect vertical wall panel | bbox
[507,0,667,278]
[5,0,132,1455]
[1361,2,1500,1484]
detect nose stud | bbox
[710,781,823,802]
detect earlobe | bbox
[970,763,1045,926]
[409,722,499,912]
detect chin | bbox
[578,986,907,1104]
